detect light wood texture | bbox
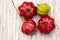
[0,0,60,40]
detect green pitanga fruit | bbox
[37,3,51,15]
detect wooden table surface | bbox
[0,0,60,40]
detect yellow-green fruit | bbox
[37,3,51,15]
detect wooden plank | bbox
[0,0,60,40]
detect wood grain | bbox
[0,0,60,40]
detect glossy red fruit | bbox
[38,15,55,34]
[21,20,36,35]
[18,1,37,20]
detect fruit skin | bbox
[21,20,36,35]
[37,3,51,15]
[18,1,37,20]
[38,15,55,34]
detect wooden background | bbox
[0,0,60,40]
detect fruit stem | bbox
[12,0,24,22]
[56,23,59,30]
[37,3,40,6]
